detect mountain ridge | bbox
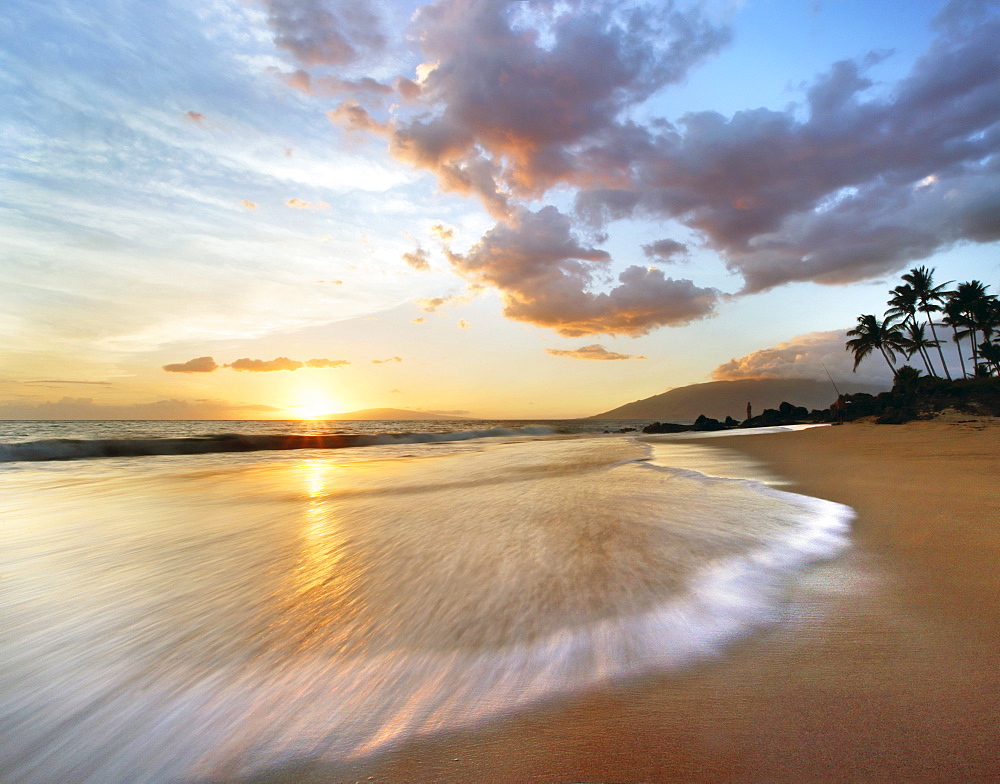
[592,378,887,420]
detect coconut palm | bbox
[941,297,970,378]
[902,266,952,380]
[979,340,1000,377]
[947,281,998,375]
[887,283,936,376]
[846,313,908,379]
[900,321,940,375]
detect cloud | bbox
[24,379,113,386]
[286,198,330,210]
[445,206,718,336]
[276,69,394,96]
[228,357,304,372]
[185,111,206,125]
[0,397,282,420]
[327,101,389,133]
[546,344,646,360]
[380,0,730,205]
[264,0,385,67]
[307,0,1000,326]
[711,330,893,385]
[240,200,257,210]
[163,356,348,373]
[402,247,431,270]
[372,356,403,364]
[642,239,688,262]
[162,356,220,373]
[576,3,1000,293]
[431,223,454,240]
[416,295,458,312]
[457,319,469,329]
[305,358,350,368]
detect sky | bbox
[1,0,998,419]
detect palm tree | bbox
[947,281,998,375]
[902,266,952,380]
[887,283,936,376]
[900,321,940,375]
[941,297,970,378]
[979,340,1000,377]
[846,313,908,380]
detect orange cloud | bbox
[546,345,646,361]
[286,199,330,210]
[402,248,430,270]
[163,356,220,373]
[305,358,350,368]
[710,330,892,385]
[431,222,454,240]
[228,357,303,372]
[372,356,403,364]
[240,200,257,210]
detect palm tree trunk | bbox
[878,345,898,380]
[951,326,968,378]
[911,316,936,376]
[924,313,951,380]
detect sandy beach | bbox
[249,418,1000,783]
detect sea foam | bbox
[0,435,853,782]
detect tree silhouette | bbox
[886,283,937,376]
[902,266,952,380]
[846,313,908,379]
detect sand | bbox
[240,419,1000,783]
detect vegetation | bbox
[838,267,1000,423]
[643,268,999,434]
[847,267,1000,382]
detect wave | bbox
[0,426,557,463]
[0,435,855,782]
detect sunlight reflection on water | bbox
[0,435,852,782]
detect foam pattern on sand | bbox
[0,437,852,782]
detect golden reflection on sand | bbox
[253,459,371,658]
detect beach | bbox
[275,418,1000,783]
[3,419,999,783]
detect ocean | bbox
[0,420,852,783]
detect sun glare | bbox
[290,391,338,420]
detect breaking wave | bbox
[0,426,556,463]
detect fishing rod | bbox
[820,360,842,398]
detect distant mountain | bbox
[592,378,887,421]
[318,407,468,421]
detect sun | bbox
[289,390,338,420]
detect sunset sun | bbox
[290,391,338,420]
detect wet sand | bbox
[241,419,1000,783]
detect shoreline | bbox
[246,418,1000,783]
